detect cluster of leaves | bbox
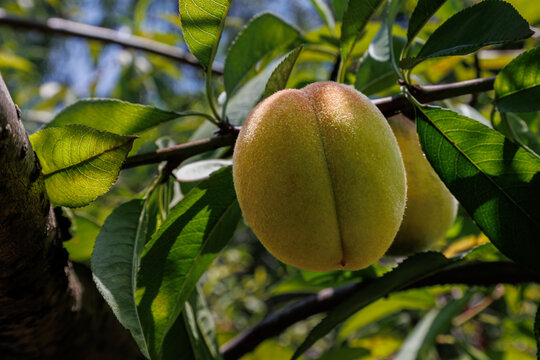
[6,0,540,358]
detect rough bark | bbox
[0,75,141,359]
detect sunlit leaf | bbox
[224,13,300,95]
[242,340,297,360]
[0,51,35,72]
[46,99,183,135]
[30,125,136,207]
[136,167,240,358]
[495,46,540,113]
[63,215,100,262]
[91,199,151,358]
[178,0,231,69]
[414,105,540,273]
[455,242,502,262]
[338,289,435,340]
[400,1,533,69]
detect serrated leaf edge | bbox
[416,105,540,231]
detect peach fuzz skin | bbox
[233,82,407,271]
[386,114,457,256]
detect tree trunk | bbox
[0,74,141,359]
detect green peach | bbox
[386,114,458,256]
[233,82,407,271]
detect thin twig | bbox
[373,76,495,117]
[122,128,239,169]
[123,77,496,168]
[220,261,540,360]
[0,10,223,75]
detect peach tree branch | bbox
[220,261,540,360]
[0,10,223,75]
[123,76,495,169]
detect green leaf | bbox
[292,252,456,359]
[227,51,299,125]
[63,215,100,262]
[46,99,182,135]
[407,0,447,44]
[340,0,384,61]
[91,199,151,358]
[134,0,152,33]
[414,105,540,274]
[263,46,303,99]
[495,47,540,113]
[161,312,195,360]
[309,0,336,32]
[181,286,222,360]
[331,0,348,21]
[317,347,369,360]
[136,166,240,358]
[355,20,406,95]
[356,53,397,96]
[395,294,471,360]
[338,289,435,340]
[30,125,136,207]
[400,0,533,69]
[501,113,540,156]
[387,0,406,78]
[243,340,297,360]
[226,66,279,126]
[178,0,231,69]
[224,13,300,95]
[535,305,540,359]
[0,51,35,72]
[461,243,503,262]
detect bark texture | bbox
[0,75,141,359]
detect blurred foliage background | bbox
[1,0,539,358]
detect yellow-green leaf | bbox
[30,125,136,207]
[495,46,540,113]
[46,99,182,135]
[400,0,533,69]
[224,13,300,95]
[136,167,240,358]
[179,0,231,69]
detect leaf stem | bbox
[205,69,222,123]
[144,173,162,200]
[178,110,219,126]
[336,57,347,83]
